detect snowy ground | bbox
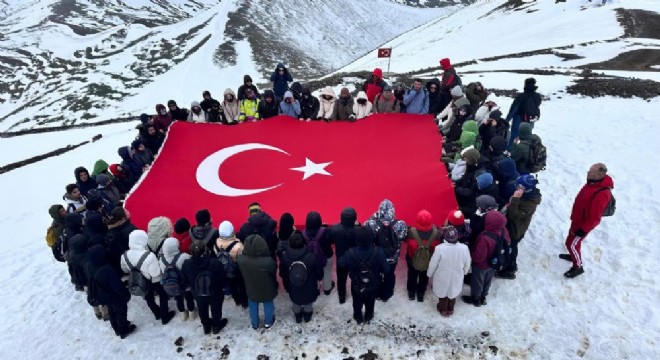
[1,0,660,358]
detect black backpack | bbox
[593,187,616,217]
[522,93,541,122]
[303,227,327,268]
[193,270,213,299]
[484,230,512,271]
[375,222,400,263]
[349,248,377,296]
[124,252,151,297]
[51,230,67,262]
[215,241,239,279]
[160,253,183,297]
[287,253,310,288]
[526,138,547,173]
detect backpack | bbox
[593,187,616,217]
[287,253,310,288]
[349,248,377,296]
[375,221,400,263]
[484,230,511,271]
[193,270,213,299]
[215,241,239,279]
[124,252,151,297]
[147,239,165,255]
[522,93,540,122]
[160,253,183,297]
[526,138,547,173]
[46,225,59,248]
[410,227,438,272]
[51,230,67,262]
[303,227,327,268]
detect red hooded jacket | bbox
[472,211,510,270]
[404,210,442,257]
[364,68,387,103]
[570,175,614,233]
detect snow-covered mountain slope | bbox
[0,0,452,131]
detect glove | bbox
[573,229,586,237]
[348,115,356,122]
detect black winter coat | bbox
[338,228,388,294]
[182,255,227,300]
[304,212,333,258]
[330,207,358,261]
[86,245,130,306]
[106,220,138,273]
[68,234,89,287]
[238,212,277,258]
[455,158,490,216]
[300,95,320,120]
[279,246,323,305]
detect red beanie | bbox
[416,210,434,232]
[372,67,383,79]
[446,210,464,226]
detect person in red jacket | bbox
[439,58,462,110]
[403,210,442,302]
[560,163,614,278]
[173,218,193,254]
[363,68,388,103]
[462,211,510,307]
[152,104,173,134]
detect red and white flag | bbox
[125,114,457,229]
[377,48,392,58]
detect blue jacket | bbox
[403,88,429,114]
[270,63,293,99]
[279,91,301,118]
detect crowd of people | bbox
[44,58,615,340]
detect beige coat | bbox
[214,237,244,260]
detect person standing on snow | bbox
[559,163,614,278]
[362,68,388,103]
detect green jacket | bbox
[237,234,278,302]
[506,193,541,241]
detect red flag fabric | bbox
[125,115,457,230]
[377,48,392,58]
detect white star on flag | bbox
[290,157,333,180]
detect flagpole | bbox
[387,50,391,74]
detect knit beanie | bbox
[415,210,433,232]
[195,209,211,225]
[516,174,538,193]
[443,225,459,243]
[476,172,494,190]
[463,148,481,165]
[476,195,498,211]
[218,221,235,240]
[173,218,191,235]
[131,139,142,150]
[446,210,465,226]
[450,86,463,97]
[96,174,111,187]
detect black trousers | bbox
[337,265,349,298]
[406,256,429,296]
[145,282,170,321]
[229,270,248,307]
[108,301,129,336]
[196,296,224,329]
[176,290,195,312]
[506,238,520,271]
[379,262,398,300]
[351,288,376,322]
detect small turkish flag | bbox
[125,115,456,230]
[377,48,392,58]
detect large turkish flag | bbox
[125,115,457,230]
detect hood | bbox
[461,120,478,134]
[243,75,253,84]
[340,207,357,227]
[155,104,166,112]
[476,172,494,190]
[426,78,441,90]
[284,91,294,99]
[285,245,307,260]
[459,131,477,149]
[440,58,451,70]
[140,113,150,124]
[248,211,273,228]
[356,91,368,101]
[74,166,89,182]
[302,87,312,97]
[498,158,519,179]
[49,204,64,221]
[305,211,322,235]
[148,216,172,242]
[190,100,201,109]
[522,188,543,203]
[108,164,121,177]
[278,213,294,240]
[92,159,109,176]
[162,237,181,258]
[518,123,533,140]
[190,224,213,240]
[275,63,286,72]
[263,89,275,100]
[69,234,88,255]
[129,230,148,250]
[489,136,507,154]
[375,199,396,222]
[484,211,507,233]
[355,227,374,249]
[96,174,111,188]
[372,68,383,80]
[523,78,537,92]
[321,86,336,99]
[242,234,270,257]
[86,245,107,268]
[416,210,433,232]
[223,88,236,98]
[117,146,132,162]
[65,213,84,232]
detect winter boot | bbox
[93,306,103,320]
[100,305,110,321]
[203,324,211,335]
[462,295,481,307]
[495,271,516,280]
[295,312,303,324]
[338,294,346,304]
[120,324,137,339]
[181,310,189,321]
[212,318,228,334]
[324,281,336,296]
[480,297,487,306]
[161,311,176,325]
[303,311,313,323]
[559,254,572,262]
[408,291,415,301]
[416,292,424,302]
[564,266,584,278]
[447,298,456,316]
